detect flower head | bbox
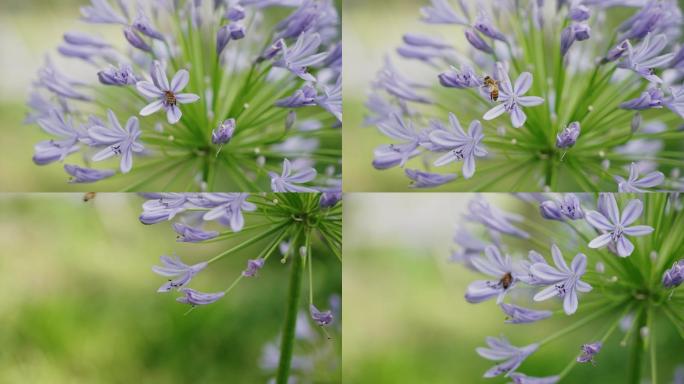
[242,258,266,277]
[483,64,545,128]
[662,260,684,288]
[430,113,487,179]
[136,62,200,124]
[466,245,519,304]
[310,304,334,326]
[88,110,144,173]
[585,194,653,257]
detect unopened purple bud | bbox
[662,260,684,288]
[242,258,265,277]
[123,26,151,52]
[577,342,602,364]
[226,5,245,21]
[259,40,284,62]
[540,200,564,221]
[133,14,165,41]
[464,29,494,54]
[63,31,110,48]
[474,14,506,42]
[216,25,231,55]
[403,33,452,49]
[439,65,482,88]
[310,304,333,326]
[569,5,590,21]
[320,190,342,208]
[556,121,580,149]
[573,23,591,41]
[212,118,236,145]
[620,88,664,110]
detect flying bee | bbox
[500,272,513,290]
[483,75,500,101]
[83,192,97,202]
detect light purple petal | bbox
[620,199,643,226]
[588,233,612,248]
[170,69,189,93]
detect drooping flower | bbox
[500,303,552,324]
[617,34,675,83]
[483,64,545,128]
[64,164,115,183]
[419,0,468,25]
[176,288,225,306]
[615,162,664,192]
[372,113,420,170]
[576,342,602,364]
[269,159,318,192]
[530,245,592,315]
[585,194,654,257]
[620,87,664,110]
[430,113,487,179]
[465,198,529,238]
[438,65,483,89]
[466,245,519,304]
[542,193,585,220]
[404,169,457,188]
[136,61,200,124]
[152,255,208,292]
[173,223,219,243]
[476,336,538,378]
[273,33,328,82]
[201,193,257,232]
[88,110,144,173]
[310,304,334,326]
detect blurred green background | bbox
[342,194,684,383]
[0,193,340,383]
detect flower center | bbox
[611,225,624,242]
[164,90,177,106]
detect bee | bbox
[483,76,500,101]
[500,272,513,290]
[164,90,177,106]
[83,192,97,202]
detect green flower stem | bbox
[207,222,289,264]
[538,301,621,347]
[628,309,647,384]
[276,229,305,384]
[648,306,658,384]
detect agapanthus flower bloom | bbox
[430,113,487,179]
[465,245,519,304]
[269,159,318,192]
[449,193,684,381]
[26,0,341,191]
[585,194,653,257]
[363,0,684,191]
[140,192,341,383]
[615,162,664,192]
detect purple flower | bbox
[450,229,487,269]
[216,23,246,55]
[476,336,538,378]
[541,193,584,220]
[173,223,218,243]
[465,197,529,238]
[212,119,236,145]
[616,162,664,192]
[585,194,654,257]
[123,26,152,52]
[273,33,327,82]
[276,84,317,108]
[540,200,564,221]
[63,31,110,48]
[80,0,127,24]
[98,63,136,86]
[483,63,544,128]
[269,159,318,192]
[37,58,90,101]
[569,5,591,21]
[152,255,208,292]
[136,61,200,124]
[430,113,487,179]
[227,5,246,21]
[465,29,494,54]
[64,164,115,183]
[33,109,81,165]
[242,258,266,277]
[310,304,333,326]
[319,190,342,207]
[508,373,559,384]
[465,245,519,304]
[662,260,684,288]
[88,110,144,173]
[556,121,581,149]
[604,40,630,62]
[474,11,506,42]
[619,0,681,40]
[372,113,420,170]
[439,65,483,89]
[374,57,431,103]
[577,342,602,364]
[176,288,225,306]
[500,303,552,324]
[420,0,468,25]
[617,34,675,83]
[664,85,684,118]
[202,193,257,232]
[315,77,342,121]
[620,87,664,110]
[405,169,457,188]
[133,11,165,41]
[139,194,188,224]
[531,245,592,315]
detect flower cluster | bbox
[366,0,684,191]
[450,193,684,382]
[139,192,341,382]
[27,0,341,191]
